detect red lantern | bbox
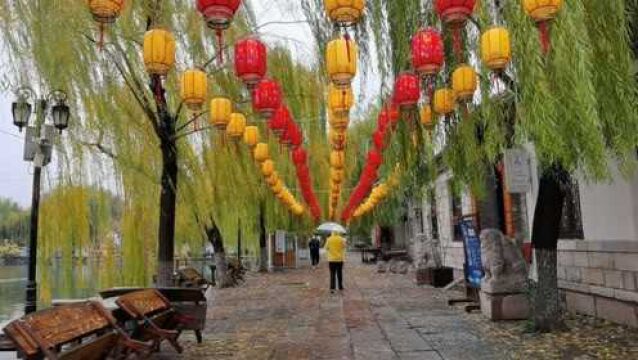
[292,148,307,166]
[196,0,242,63]
[372,130,386,151]
[289,125,303,149]
[434,0,475,25]
[393,73,421,109]
[280,121,298,146]
[367,150,383,169]
[252,79,282,118]
[411,28,445,77]
[379,104,400,130]
[234,38,267,88]
[434,0,476,60]
[269,105,291,135]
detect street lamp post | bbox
[11,87,70,314]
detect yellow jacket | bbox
[324,234,346,262]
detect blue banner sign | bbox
[460,218,483,288]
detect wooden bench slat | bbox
[3,301,152,360]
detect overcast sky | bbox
[0,0,380,208]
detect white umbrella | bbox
[316,222,347,234]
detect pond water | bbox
[0,262,113,329]
[0,258,214,329]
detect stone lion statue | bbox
[480,229,528,293]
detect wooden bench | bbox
[175,267,214,289]
[99,287,207,344]
[2,301,151,360]
[115,289,188,353]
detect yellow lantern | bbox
[261,160,275,177]
[329,113,350,131]
[209,97,232,130]
[331,169,344,183]
[226,113,246,140]
[254,143,270,162]
[420,105,433,128]
[376,183,389,198]
[326,37,358,89]
[324,0,365,25]
[328,84,354,117]
[433,88,456,115]
[180,69,208,110]
[143,29,176,76]
[292,204,304,216]
[87,0,125,23]
[243,126,260,147]
[452,65,478,101]
[330,151,345,169]
[523,0,563,21]
[265,172,278,186]
[481,27,512,71]
[330,129,347,150]
[271,180,284,195]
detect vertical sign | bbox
[460,218,483,288]
[504,148,532,193]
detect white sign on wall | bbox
[275,230,286,253]
[504,148,532,193]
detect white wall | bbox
[579,164,638,242]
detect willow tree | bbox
[0,0,330,288]
[304,0,638,332]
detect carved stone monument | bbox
[479,229,530,320]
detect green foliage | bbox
[0,198,28,245]
[0,239,21,258]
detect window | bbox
[559,178,584,239]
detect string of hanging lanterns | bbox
[253,142,306,217]
[323,1,364,220]
[339,103,398,222]
[351,169,400,220]
[229,33,322,221]
[94,0,560,225]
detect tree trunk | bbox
[156,117,178,286]
[207,222,231,288]
[477,166,502,231]
[531,165,569,332]
[258,202,268,272]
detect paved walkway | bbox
[159,257,505,360]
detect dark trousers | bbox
[329,262,344,290]
[310,250,320,266]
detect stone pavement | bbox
[155,256,507,360]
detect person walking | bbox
[324,231,346,293]
[308,236,321,269]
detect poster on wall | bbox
[460,218,483,288]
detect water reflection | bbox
[0,258,213,327]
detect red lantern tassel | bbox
[538,21,551,55]
[216,29,224,64]
[452,28,463,61]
